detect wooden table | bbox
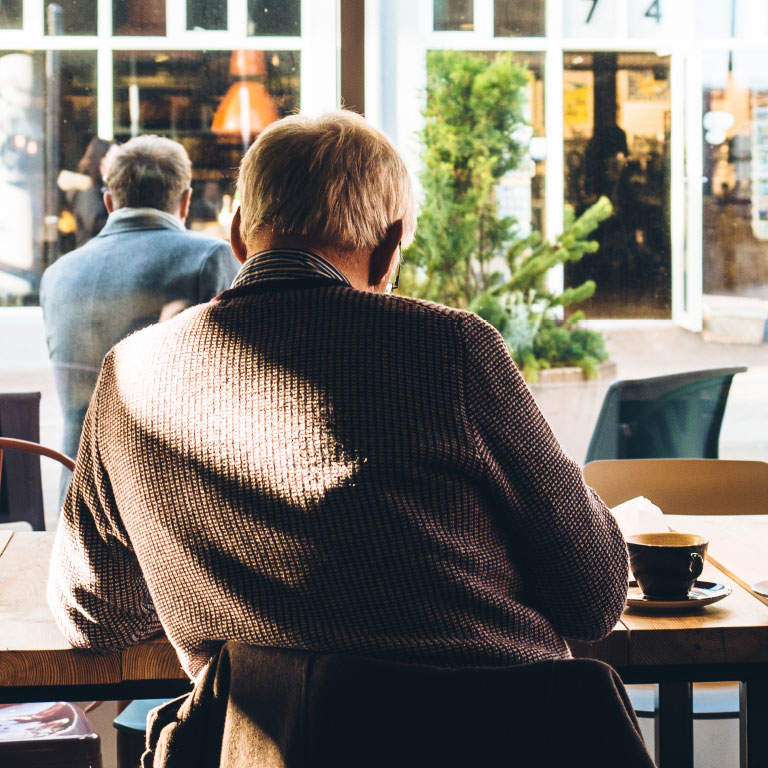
[2,521,768,767]
[0,531,188,703]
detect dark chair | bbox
[0,437,75,531]
[585,366,747,463]
[143,642,656,767]
[114,699,168,768]
[0,392,46,530]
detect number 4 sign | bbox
[627,0,683,37]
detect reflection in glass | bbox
[187,0,227,31]
[494,0,545,37]
[702,51,768,301]
[433,0,473,31]
[563,52,671,318]
[0,0,22,29]
[0,51,97,305]
[113,50,299,236]
[44,0,98,35]
[248,0,300,36]
[113,0,166,36]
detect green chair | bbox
[585,366,747,463]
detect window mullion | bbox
[474,0,493,37]
[229,0,248,35]
[300,0,338,112]
[97,0,113,138]
[166,0,186,37]
[24,0,44,35]
[544,44,564,295]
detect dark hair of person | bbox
[77,137,115,184]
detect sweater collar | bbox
[230,248,352,290]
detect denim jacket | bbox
[41,208,239,465]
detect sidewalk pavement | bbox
[2,309,767,528]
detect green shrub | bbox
[403,50,612,381]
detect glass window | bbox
[695,0,748,39]
[0,50,97,305]
[563,52,671,318]
[494,0,545,37]
[44,0,98,36]
[187,0,228,31]
[113,0,166,36]
[0,0,23,29]
[248,0,300,36]
[113,50,299,234]
[702,51,768,303]
[433,0,473,31]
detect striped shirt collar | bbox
[231,248,352,290]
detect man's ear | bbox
[103,191,115,214]
[230,208,249,264]
[368,220,404,289]
[178,187,192,221]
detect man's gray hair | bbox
[237,111,416,252]
[103,135,191,213]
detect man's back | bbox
[48,279,628,678]
[41,210,238,459]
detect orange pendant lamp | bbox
[211,50,279,146]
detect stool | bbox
[114,699,169,768]
[0,701,102,768]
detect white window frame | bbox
[0,0,339,141]
[367,0,768,327]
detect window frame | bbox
[0,0,338,139]
[364,0,768,328]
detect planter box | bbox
[528,361,617,464]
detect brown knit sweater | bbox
[48,277,628,678]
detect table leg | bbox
[654,681,693,768]
[740,680,768,768]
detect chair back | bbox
[146,642,655,768]
[584,458,768,514]
[0,437,75,532]
[585,366,747,463]
[0,392,45,530]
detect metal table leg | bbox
[740,680,768,768]
[655,681,693,768]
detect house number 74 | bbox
[584,1,662,24]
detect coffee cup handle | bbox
[689,552,704,580]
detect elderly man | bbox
[48,112,628,680]
[40,135,238,479]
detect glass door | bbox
[563,50,672,318]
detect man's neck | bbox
[248,234,373,292]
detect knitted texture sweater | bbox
[48,279,628,678]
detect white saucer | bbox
[626,580,731,613]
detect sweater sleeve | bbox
[47,353,162,650]
[457,312,627,641]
